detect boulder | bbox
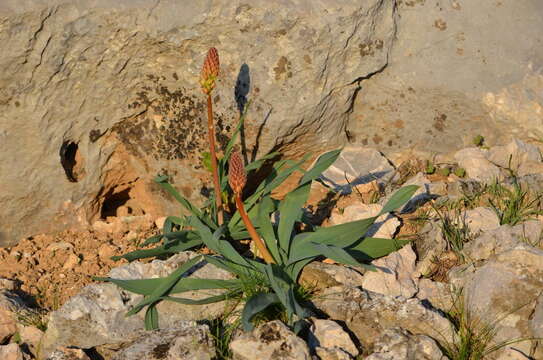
[229,320,310,360]
[449,244,543,359]
[361,244,418,298]
[41,252,233,358]
[320,147,395,194]
[313,286,453,349]
[347,0,543,156]
[111,323,215,360]
[0,0,398,245]
[365,328,446,360]
[307,319,359,358]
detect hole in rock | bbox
[60,141,84,182]
[100,188,132,219]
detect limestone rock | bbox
[365,328,446,360]
[320,147,395,194]
[298,262,366,291]
[347,0,543,156]
[462,207,501,234]
[46,348,90,360]
[0,290,30,344]
[111,323,215,360]
[313,286,453,349]
[315,347,353,360]
[454,148,502,183]
[414,220,448,278]
[41,252,233,358]
[452,245,543,359]
[0,0,398,245]
[0,344,25,360]
[416,279,453,313]
[229,320,310,360]
[488,139,543,176]
[308,319,358,357]
[361,244,418,298]
[463,221,543,262]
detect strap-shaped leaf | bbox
[139,234,163,247]
[308,242,375,271]
[347,237,410,260]
[380,185,419,215]
[111,231,202,262]
[191,217,253,269]
[162,292,239,306]
[125,256,203,316]
[203,255,257,278]
[245,152,280,172]
[257,196,281,263]
[144,304,159,330]
[289,216,378,256]
[242,292,280,331]
[162,216,185,235]
[264,264,298,320]
[155,175,216,229]
[299,149,341,185]
[277,182,311,256]
[96,276,240,296]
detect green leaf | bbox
[201,151,213,172]
[257,196,281,263]
[162,292,239,306]
[139,234,163,247]
[144,304,159,330]
[380,185,419,215]
[347,237,411,260]
[299,149,341,185]
[309,242,375,271]
[277,182,311,256]
[290,216,378,252]
[155,175,216,229]
[245,152,280,172]
[111,231,203,262]
[125,256,203,316]
[242,292,280,331]
[190,217,253,269]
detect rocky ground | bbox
[1,138,542,360]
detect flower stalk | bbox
[229,152,275,264]
[201,47,224,225]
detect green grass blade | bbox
[242,292,280,331]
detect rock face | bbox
[347,0,543,156]
[0,0,398,245]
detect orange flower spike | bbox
[228,151,275,264]
[228,151,247,195]
[200,47,220,94]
